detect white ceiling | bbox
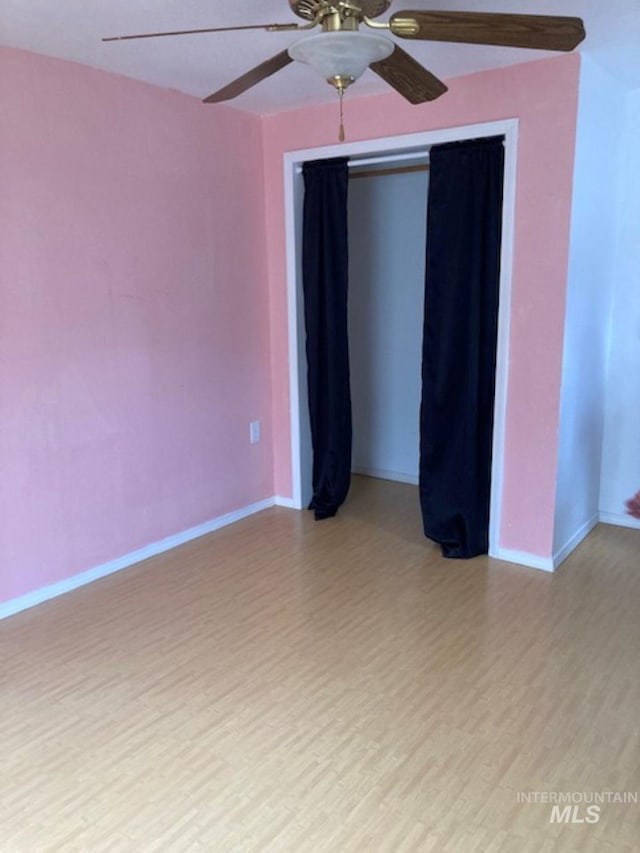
[2,1,639,114]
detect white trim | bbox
[0,497,278,621]
[284,120,519,549]
[284,158,304,511]
[599,511,640,531]
[284,122,515,168]
[488,121,518,559]
[552,513,599,568]
[492,548,555,573]
[274,495,297,509]
[352,466,419,486]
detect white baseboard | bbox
[599,511,640,531]
[553,513,600,569]
[0,497,280,622]
[490,547,555,573]
[352,466,419,486]
[274,495,297,509]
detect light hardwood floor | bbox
[1,477,639,852]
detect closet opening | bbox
[283,121,518,557]
[348,155,429,489]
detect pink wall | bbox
[0,46,581,605]
[262,54,580,558]
[0,48,273,604]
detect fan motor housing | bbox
[289,1,391,21]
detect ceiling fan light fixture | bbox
[288,31,394,90]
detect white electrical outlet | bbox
[250,420,261,444]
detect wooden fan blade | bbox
[203,50,294,103]
[102,23,299,42]
[390,11,586,52]
[370,45,448,104]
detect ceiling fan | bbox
[103,1,586,107]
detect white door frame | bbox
[283,119,519,557]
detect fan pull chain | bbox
[338,86,345,143]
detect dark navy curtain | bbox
[302,158,352,519]
[419,137,504,557]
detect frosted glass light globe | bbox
[288,31,394,85]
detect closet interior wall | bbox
[347,163,429,486]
